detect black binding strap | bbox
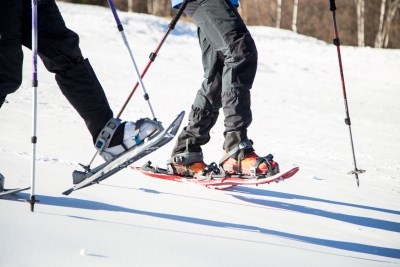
[218,139,253,173]
[167,151,203,166]
[196,162,220,180]
[250,154,274,177]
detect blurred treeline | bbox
[61,0,400,49]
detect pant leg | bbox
[194,0,257,155]
[171,25,223,156]
[172,0,258,157]
[20,0,113,143]
[193,0,257,156]
[0,0,24,102]
[0,95,7,108]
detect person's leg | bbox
[0,96,6,109]
[171,27,223,156]
[19,0,114,143]
[188,0,257,160]
[189,0,276,175]
[17,0,158,161]
[168,2,226,175]
[0,0,24,107]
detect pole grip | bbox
[169,0,190,30]
[329,0,336,11]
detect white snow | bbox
[1,2,399,266]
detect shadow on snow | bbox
[230,194,400,233]
[13,192,400,260]
[228,187,400,216]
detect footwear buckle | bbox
[130,133,143,145]
[238,141,248,150]
[95,138,106,149]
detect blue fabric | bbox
[172,0,239,9]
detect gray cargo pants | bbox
[171,0,257,159]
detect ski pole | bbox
[81,0,190,172]
[329,0,365,186]
[115,0,190,119]
[107,0,156,120]
[81,0,160,173]
[28,0,40,211]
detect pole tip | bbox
[26,195,39,212]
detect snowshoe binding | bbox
[219,139,280,178]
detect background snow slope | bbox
[0,2,399,266]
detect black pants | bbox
[0,0,113,143]
[171,0,257,158]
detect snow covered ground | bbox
[1,2,399,266]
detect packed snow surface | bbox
[1,2,399,266]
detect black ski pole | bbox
[115,0,190,119]
[329,0,365,186]
[27,0,40,211]
[81,0,190,172]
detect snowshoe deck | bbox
[0,187,31,197]
[130,166,235,190]
[62,111,185,196]
[131,164,299,189]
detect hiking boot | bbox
[169,161,208,177]
[97,118,158,161]
[167,152,207,177]
[221,151,278,176]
